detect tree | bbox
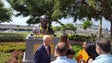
[72,0,112,37]
[0,0,11,23]
[86,0,112,37]
[98,18,102,37]
[7,0,74,25]
[52,26,61,31]
[7,0,112,37]
[61,23,77,33]
[82,19,92,30]
[61,0,101,37]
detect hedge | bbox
[0,32,29,42]
[68,34,97,42]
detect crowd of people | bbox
[34,33,112,63]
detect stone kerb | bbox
[23,35,59,63]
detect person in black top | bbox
[85,43,98,63]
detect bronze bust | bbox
[32,15,54,36]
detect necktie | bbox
[46,47,49,55]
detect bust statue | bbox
[32,15,54,37]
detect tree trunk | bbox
[98,18,102,37]
[17,25,19,32]
[111,21,112,37]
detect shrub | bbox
[0,43,25,53]
[0,43,25,63]
[0,52,11,63]
[68,34,88,41]
[68,34,97,42]
[0,32,29,42]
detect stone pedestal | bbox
[23,35,59,63]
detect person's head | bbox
[43,35,52,46]
[60,33,68,43]
[66,49,75,59]
[40,15,48,28]
[82,42,87,49]
[85,43,98,60]
[95,37,111,55]
[55,42,68,56]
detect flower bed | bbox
[0,42,25,63]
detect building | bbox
[0,24,35,32]
[75,24,108,35]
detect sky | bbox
[1,0,111,30]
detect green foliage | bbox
[7,0,54,24]
[61,23,77,32]
[0,52,11,63]
[82,19,92,30]
[72,44,82,57]
[52,0,63,20]
[68,34,97,42]
[17,52,23,63]
[0,42,25,63]
[7,0,74,25]
[75,0,112,36]
[0,0,12,22]
[5,0,112,36]
[0,32,29,42]
[52,26,61,31]
[68,34,88,41]
[0,43,25,53]
[87,0,96,8]
[52,23,77,33]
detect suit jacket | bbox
[34,45,51,63]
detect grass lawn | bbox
[72,44,82,57]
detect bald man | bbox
[51,42,76,63]
[34,35,52,63]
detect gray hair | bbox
[43,35,47,42]
[96,37,111,52]
[43,35,50,42]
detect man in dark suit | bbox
[34,35,52,63]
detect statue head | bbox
[32,15,54,35]
[39,15,54,35]
[40,15,49,28]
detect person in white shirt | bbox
[92,38,112,63]
[51,42,76,63]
